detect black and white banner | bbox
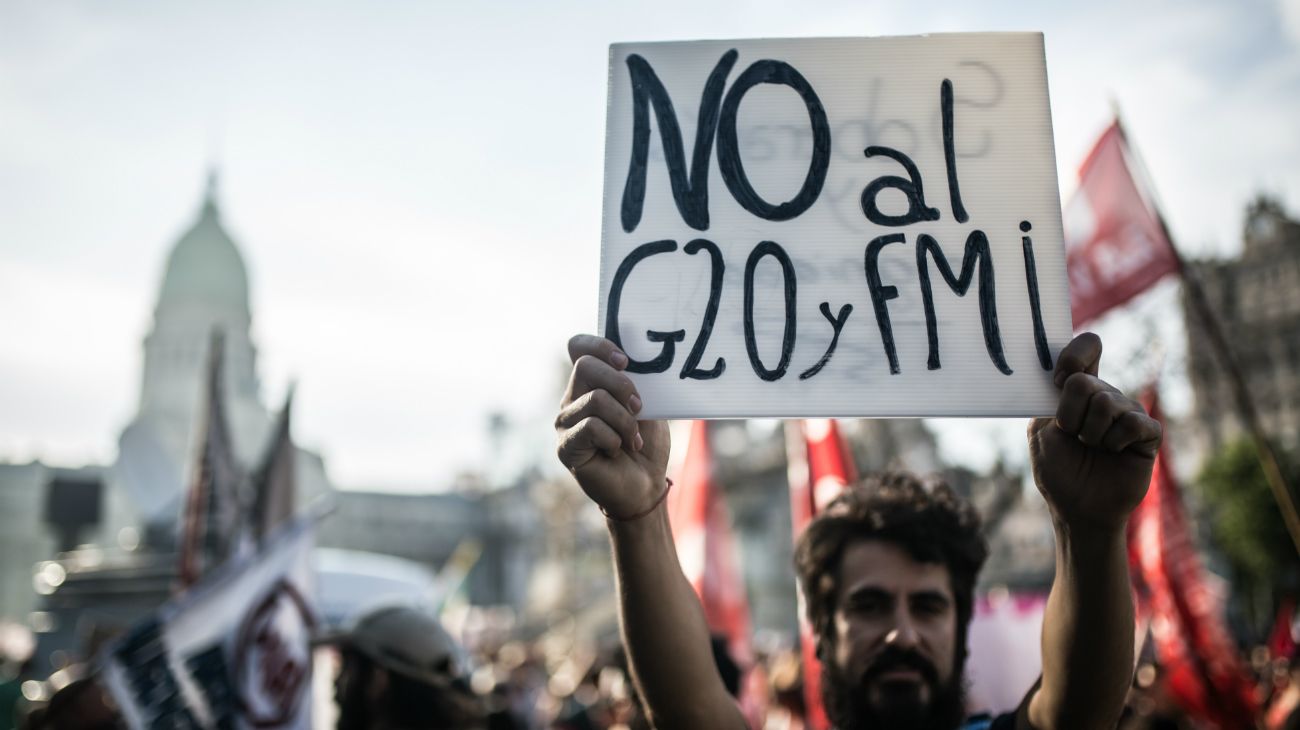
[102,515,317,730]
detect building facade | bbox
[1184,196,1300,452]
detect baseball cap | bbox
[317,605,465,687]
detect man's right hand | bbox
[555,334,671,520]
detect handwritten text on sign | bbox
[599,35,1072,418]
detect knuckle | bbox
[1095,390,1122,411]
[595,337,616,358]
[616,406,638,432]
[618,375,637,397]
[592,391,624,422]
[555,432,576,461]
[1112,393,1139,411]
[579,416,610,441]
[573,356,608,384]
[567,334,601,361]
[1063,371,1095,396]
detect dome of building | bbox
[156,174,250,318]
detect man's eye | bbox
[851,597,887,614]
[912,598,948,616]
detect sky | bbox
[2,0,1298,491]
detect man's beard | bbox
[821,645,967,730]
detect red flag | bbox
[1128,392,1257,728]
[785,419,858,730]
[1063,120,1182,325]
[249,387,297,544]
[1268,597,1296,661]
[667,421,755,671]
[176,332,243,590]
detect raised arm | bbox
[1025,333,1162,730]
[555,335,746,730]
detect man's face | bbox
[821,539,966,730]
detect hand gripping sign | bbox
[599,34,1072,418]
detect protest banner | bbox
[1062,120,1180,325]
[599,34,1072,418]
[101,515,318,730]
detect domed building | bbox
[0,173,338,647]
[109,172,332,545]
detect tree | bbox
[1197,438,1300,633]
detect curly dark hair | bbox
[793,471,989,667]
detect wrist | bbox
[606,490,674,548]
[1047,502,1130,541]
[602,477,673,523]
[1051,515,1127,560]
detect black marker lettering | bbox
[799,302,853,379]
[620,50,739,233]
[916,231,1012,375]
[114,618,201,728]
[941,79,969,224]
[1020,221,1053,370]
[865,233,906,374]
[744,241,797,380]
[860,147,940,226]
[717,60,831,221]
[185,644,237,730]
[604,240,685,373]
[679,239,726,379]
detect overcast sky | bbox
[2,0,1298,490]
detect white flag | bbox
[103,515,318,730]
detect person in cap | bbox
[555,332,1161,729]
[322,605,486,730]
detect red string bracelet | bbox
[602,478,673,522]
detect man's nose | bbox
[883,608,920,649]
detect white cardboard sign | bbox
[598,34,1072,418]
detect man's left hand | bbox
[1028,333,1163,532]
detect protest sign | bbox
[101,515,317,730]
[599,34,1072,418]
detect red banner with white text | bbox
[1063,121,1181,325]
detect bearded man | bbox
[555,332,1160,729]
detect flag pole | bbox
[1114,117,1300,558]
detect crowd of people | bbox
[3,625,1300,729]
[0,331,1295,729]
